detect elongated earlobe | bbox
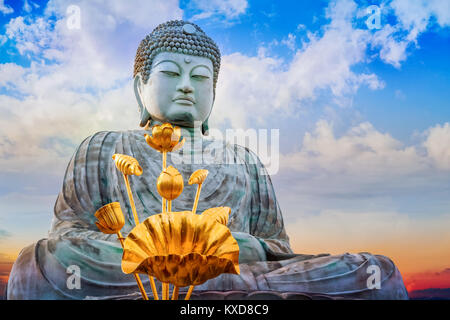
[140,109,151,127]
[143,120,151,130]
[134,74,153,127]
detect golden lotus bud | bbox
[112,154,143,176]
[95,202,125,234]
[188,169,209,185]
[144,123,185,153]
[157,166,184,200]
[202,207,231,226]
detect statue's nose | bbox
[176,75,194,93]
[179,85,193,93]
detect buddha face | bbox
[136,51,214,128]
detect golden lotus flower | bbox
[144,123,185,153]
[112,154,143,176]
[157,166,184,201]
[95,202,125,234]
[188,169,209,185]
[201,207,231,226]
[122,210,240,287]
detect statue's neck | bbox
[180,126,203,142]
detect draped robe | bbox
[7,130,409,299]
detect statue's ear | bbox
[134,73,151,127]
[202,95,214,136]
[134,74,144,113]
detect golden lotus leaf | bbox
[201,207,231,226]
[157,166,184,200]
[144,123,185,153]
[121,211,240,287]
[188,169,209,185]
[95,202,125,234]
[112,154,143,176]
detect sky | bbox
[0,0,450,294]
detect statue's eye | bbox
[191,74,210,80]
[190,66,211,80]
[160,70,180,77]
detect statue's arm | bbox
[240,146,294,261]
[49,131,119,241]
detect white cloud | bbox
[0,63,27,89]
[271,120,450,265]
[369,0,450,68]
[278,120,450,197]
[5,16,55,55]
[391,0,450,42]
[371,24,409,68]
[0,0,183,175]
[282,120,428,177]
[211,0,384,128]
[280,33,296,51]
[0,0,13,15]
[3,0,447,177]
[190,0,248,21]
[210,0,449,129]
[23,0,32,13]
[424,123,450,170]
[268,119,450,236]
[1,0,447,180]
[211,52,285,128]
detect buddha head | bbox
[133,20,221,135]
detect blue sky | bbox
[1,0,450,277]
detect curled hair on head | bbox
[133,20,221,96]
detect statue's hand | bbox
[231,231,267,263]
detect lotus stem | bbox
[121,177,160,300]
[163,151,167,170]
[171,286,179,300]
[123,174,140,226]
[162,283,170,300]
[116,231,125,247]
[148,275,159,300]
[133,274,149,301]
[192,183,203,214]
[185,285,194,300]
[162,150,167,215]
[117,231,148,300]
[168,200,172,212]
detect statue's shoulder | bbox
[231,143,260,163]
[217,140,263,168]
[222,141,273,176]
[73,130,145,157]
[77,130,143,147]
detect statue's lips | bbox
[173,96,195,105]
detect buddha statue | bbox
[7,20,408,300]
